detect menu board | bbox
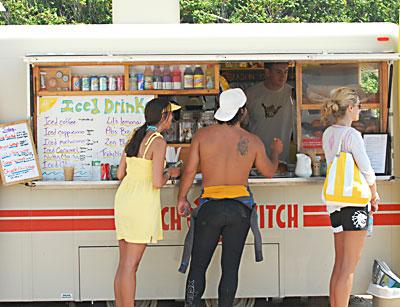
[0,120,42,185]
[37,95,153,181]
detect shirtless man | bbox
[177,88,283,306]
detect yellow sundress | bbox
[114,132,163,243]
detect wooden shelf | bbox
[301,103,381,110]
[37,89,219,97]
[220,67,264,71]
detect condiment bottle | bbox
[193,65,205,89]
[172,66,182,90]
[162,65,172,90]
[183,65,194,89]
[144,66,153,90]
[312,155,321,177]
[153,65,162,90]
[205,64,215,89]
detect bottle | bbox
[367,213,373,237]
[144,66,153,90]
[172,66,182,90]
[312,155,321,177]
[162,65,173,90]
[205,64,215,89]
[153,65,162,90]
[193,65,205,89]
[129,73,137,90]
[91,160,101,181]
[183,65,194,89]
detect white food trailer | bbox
[0,22,399,302]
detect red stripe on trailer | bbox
[0,218,116,232]
[0,209,114,218]
[303,215,330,227]
[303,204,400,214]
[303,205,327,213]
[377,204,400,212]
[374,214,400,226]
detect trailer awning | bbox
[24,53,400,64]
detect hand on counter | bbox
[167,167,181,178]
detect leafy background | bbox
[0,0,399,25]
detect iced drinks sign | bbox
[0,120,42,185]
[37,95,153,181]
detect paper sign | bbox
[0,120,42,185]
[37,95,154,180]
[363,134,388,174]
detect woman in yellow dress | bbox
[113,97,181,307]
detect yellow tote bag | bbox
[322,133,371,207]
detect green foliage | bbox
[0,0,112,25]
[361,71,379,94]
[180,0,400,24]
[0,0,398,25]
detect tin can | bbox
[110,165,118,180]
[116,75,124,91]
[90,76,99,91]
[40,72,47,90]
[108,76,117,91]
[101,163,110,181]
[81,76,90,91]
[99,76,108,91]
[129,74,137,90]
[136,73,144,90]
[72,76,81,91]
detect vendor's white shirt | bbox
[322,125,376,213]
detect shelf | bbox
[220,67,264,71]
[37,89,219,96]
[301,103,381,110]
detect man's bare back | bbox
[177,88,283,216]
[196,124,262,186]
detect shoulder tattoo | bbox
[237,136,249,156]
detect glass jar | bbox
[197,110,215,129]
[179,112,196,143]
[163,121,179,143]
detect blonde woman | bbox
[114,98,181,307]
[321,87,379,307]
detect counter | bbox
[27,175,393,189]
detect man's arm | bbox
[254,136,282,178]
[177,132,201,216]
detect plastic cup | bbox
[63,166,75,181]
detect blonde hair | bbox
[321,87,359,125]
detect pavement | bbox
[0,296,373,307]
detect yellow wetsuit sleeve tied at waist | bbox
[202,185,250,199]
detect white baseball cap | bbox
[214,88,247,121]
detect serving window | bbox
[29,59,392,182]
[296,62,389,155]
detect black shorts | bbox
[330,206,369,233]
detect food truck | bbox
[0,22,399,302]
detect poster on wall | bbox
[0,120,42,185]
[37,95,154,181]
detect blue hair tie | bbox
[146,125,158,132]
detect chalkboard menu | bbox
[37,95,153,181]
[0,120,42,185]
